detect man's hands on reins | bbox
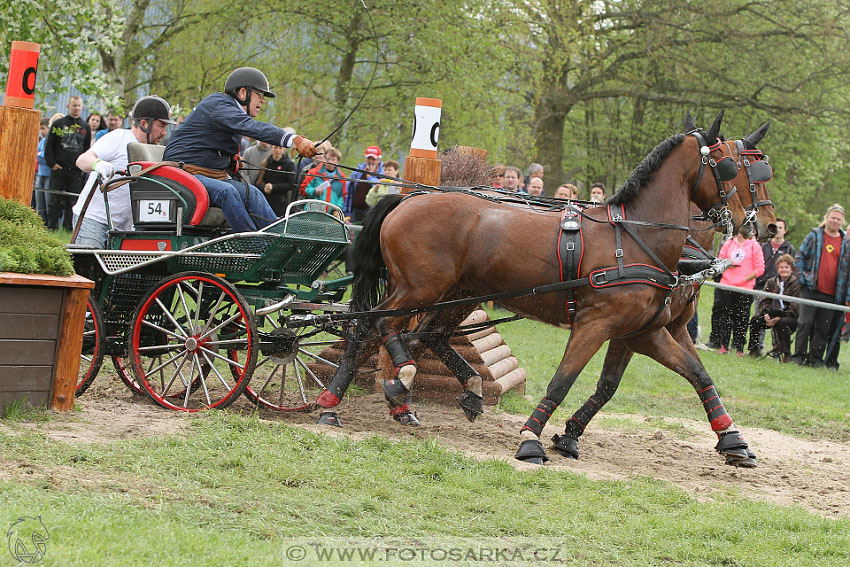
[293,135,318,158]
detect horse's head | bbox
[725,122,777,242]
[683,110,749,236]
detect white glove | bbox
[93,159,115,181]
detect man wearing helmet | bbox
[72,95,177,248]
[163,67,318,232]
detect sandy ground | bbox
[5,376,850,519]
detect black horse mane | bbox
[609,132,688,205]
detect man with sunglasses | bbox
[164,67,318,232]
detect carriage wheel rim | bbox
[130,273,255,412]
[76,297,104,395]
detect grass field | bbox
[3,249,850,565]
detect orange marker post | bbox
[1,41,42,205]
[4,41,40,109]
[401,97,442,192]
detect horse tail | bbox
[351,193,405,313]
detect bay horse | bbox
[317,111,763,466]
[554,118,776,466]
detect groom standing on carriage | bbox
[163,67,320,232]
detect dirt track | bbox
[18,377,850,519]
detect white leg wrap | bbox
[466,375,483,397]
[716,422,736,435]
[397,364,416,390]
[521,429,538,441]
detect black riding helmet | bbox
[225,67,276,107]
[131,95,177,144]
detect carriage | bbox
[70,143,354,412]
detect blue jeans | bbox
[194,175,277,232]
[73,215,109,248]
[32,174,49,224]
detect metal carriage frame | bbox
[72,196,355,413]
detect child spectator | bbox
[748,254,800,361]
[32,117,52,224]
[365,159,401,207]
[712,224,765,356]
[303,147,346,209]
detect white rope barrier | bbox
[703,281,850,313]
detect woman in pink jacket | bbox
[713,224,766,355]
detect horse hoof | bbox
[515,439,549,464]
[392,411,420,426]
[725,448,757,468]
[382,378,410,406]
[457,391,484,422]
[715,430,748,455]
[551,434,579,459]
[316,411,343,428]
[725,456,758,468]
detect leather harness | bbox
[556,202,680,334]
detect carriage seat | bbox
[126,142,227,232]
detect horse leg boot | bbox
[419,332,484,422]
[552,340,633,459]
[626,328,757,468]
[315,324,377,410]
[379,325,420,426]
[517,329,608,465]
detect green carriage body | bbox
[73,202,354,360]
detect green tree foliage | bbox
[61,0,850,231]
[0,0,123,108]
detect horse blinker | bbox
[713,155,739,182]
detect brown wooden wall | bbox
[0,286,63,413]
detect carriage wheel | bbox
[76,297,104,396]
[128,272,257,412]
[112,356,146,396]
[240,313,346,411]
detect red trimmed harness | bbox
[554,203,679,336]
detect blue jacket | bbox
[36,136,50,177]
[163,92,295,171]
[795,226,850,303]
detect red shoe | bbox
[718,346,728,354]
[736,351,744,357]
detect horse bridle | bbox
[688,131,739,235]
[733,139,774,225]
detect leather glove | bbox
[93,159,115,181]
[293,135,318,158]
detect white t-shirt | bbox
[73,128,139,231]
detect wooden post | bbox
[0,106,40,205]
[1,41,41,206]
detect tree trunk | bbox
[533,85,571,192]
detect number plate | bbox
[139,199,171,222]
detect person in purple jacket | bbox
[164,67,318,232]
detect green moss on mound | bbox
[0,196,74,276]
